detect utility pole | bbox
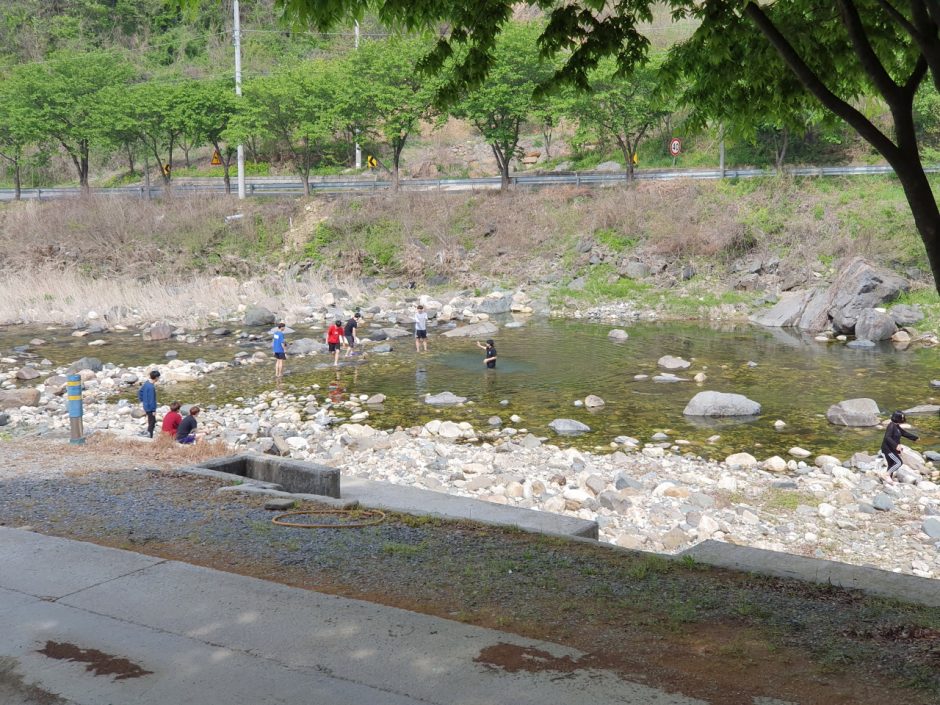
[354,20,362,170]
[234,0,246,199]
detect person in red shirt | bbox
[161,401,183,437]
[326,319,344,366]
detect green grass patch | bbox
[762,489,817,512]
[382,541,428,556]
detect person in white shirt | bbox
[414,304,428,352]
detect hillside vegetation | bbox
[1,176,935,303]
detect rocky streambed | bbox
[1,343,939,582]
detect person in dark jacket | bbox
[176,406,200,444]
[881,410,919,479]
[137,370,160,438]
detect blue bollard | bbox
[67,374,85,445]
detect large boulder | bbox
[683,391,761,417]
[441,321,499,338]
[853,309,897,341]
[819,258,908,333]
[0,388,40,409]
[288,338,326,355]
[548,418,591,434]
[826,398,880,427]
[380,327,411,339]
[244,306,275,327]
[477,293,513,315]
[15,368,40,381]
[749,290,814,328]
[148,322,173,341]
[890,304,925,327]
[67,357,103,373]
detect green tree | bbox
[347,35,441,190]
[0,73,44,199]
[274,0,940,291]
[185,81,239,194]
[230,62,340,196]
[564,56,671,180]
[450,23,553,191]
[14,51,134,190]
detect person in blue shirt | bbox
[137,370,160,438]
[272,322,287,378]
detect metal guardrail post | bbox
[67,373,85,445]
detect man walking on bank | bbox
[138,370,160,438]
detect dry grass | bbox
[86,431,232,465]
[0,194,293,279]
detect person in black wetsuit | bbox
[881,410,919,479]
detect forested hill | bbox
[0,0,347,71]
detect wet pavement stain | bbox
[37,641,153,681]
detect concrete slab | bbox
[0,528,702,705]
[0,594,420,705]
[341,476,599,539]
[0,528,163,598]
[681,540,940,607]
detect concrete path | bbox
[0,528,706,705]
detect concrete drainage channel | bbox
[181,454,939,607]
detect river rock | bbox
[789,447,811,457]
[288,338,325,355]
[904,404,940,415]
[725,452,757,468]
[477,293,512,315]
[438,421,463,440]
[811,258,908,333]
[441,321,499,338]
[607,329,629,341]
[683,391,761,417]
[0,413,8,426]
[826,398,880,427]
[15,368,40,381]
[890,304,924,326]
[658,355,691,370]
[380,327,411,339]
[749,290,814,328]
[846,339,876,349]
[365,394,386,405]
[548,419,591,435]
[425,392,467,406]
[621,261,651,280]
[67,357,103,373]
[584,395,605,408]
[372,343,393,353]
[0,388,40,409]
[148,322,173,341]
[853,309,897,341]
[872,493,894,511]
[244,306,275,327]
[923,518,940,539]
[762,456,788,473]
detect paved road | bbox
[0,527,713,705]
[1,164,935,200]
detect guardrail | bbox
[1,164,936,201]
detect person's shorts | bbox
[274,352,286,360]
[345,338,357,349]
[328,342,340,352]
[178,435,196,445]
[415,329,428,339]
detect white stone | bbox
[789,447,811,458]
[725,452,757,468]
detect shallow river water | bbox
[4,318,940,459]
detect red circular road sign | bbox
[669,137,682,156]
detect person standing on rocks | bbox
[137,370,160,438]
[415,305,429,353]
[344,312,361,358]
[881,410,919,481]
[176,406,200,444]
[161,401,182,437]
[272,322,287,378]
[477,339,497,369]
[326,319,344,366]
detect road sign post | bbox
[669,137,682,167]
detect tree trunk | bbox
[143,152,151,200]
[183,143,191,168]
[616,137,634,182]
[125,143,135,176]
[79,139,90,191]
[896,162,940,286]
[392,139,405,192]
[775,128,789,171]
[214,141,232,195]
[13,159,21,201]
